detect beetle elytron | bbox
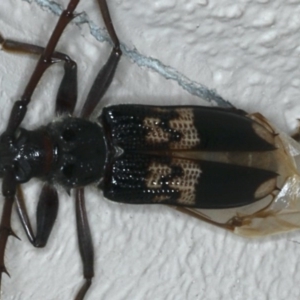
[1,0,300,299]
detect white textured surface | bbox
[1,0,300,299]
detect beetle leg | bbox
[4,0,80,137]
[80,0,122,118]
[55,56,78,115]
[176,189,280,232]
[175,207,235,231]
[1,33,78,115]
[74,188,94,300]
[15,184,59,247]
[97,0,120,47]
[226,190,279,226]
[0,167,17,286]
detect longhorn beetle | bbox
[1,0,300,299]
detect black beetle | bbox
[0,0,300,300]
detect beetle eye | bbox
[62,128,76,142]
[62,164,75,178]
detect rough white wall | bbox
[1,0,300,299]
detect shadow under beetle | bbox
[1,0,300,299]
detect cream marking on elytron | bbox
[146,159,202,205]
[144,108,201,149]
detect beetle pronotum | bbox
[1,0,300,299]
